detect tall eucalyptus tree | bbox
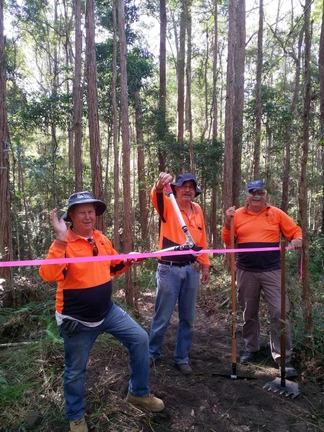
[118,0,133,305]
[232,0,245,207]
[0,0,13,304]
[85,0,104,232]
[252,0,263,180]
[159,0,167,171]
[299,0,313,355]
[319,1,324,232]
[112,0,120,254]
[210,0,218,251]
[73,0,83,191]
[177,0,186,143]
[222,0,236,212]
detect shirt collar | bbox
[66,226,101,242]
[243,201,270,214]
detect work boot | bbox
[69,417,88,432]
[126,392,165,412]
[240,351,259,364]
[175,363,193,375]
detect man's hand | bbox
[201,266,210,284]
[155,172,173,191]
[291,238,302,250]
[224,206,236,229]
[125,252,145,266]
[52,208,67,241]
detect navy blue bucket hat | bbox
[171,173,202,197]
[62,191,107,222]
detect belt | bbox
[158,259,193,267]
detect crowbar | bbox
[212,216,256,380]
[263,239,299,397]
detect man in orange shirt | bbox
[149,173,210,375]
[222,180,302,377]
[39,191,164,432]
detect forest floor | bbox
[82,287,324,432]
[2,281,324,432]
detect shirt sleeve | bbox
[196,206,210,267]
[39,239,68,282]
[101,235,131,276]
[278,209,302,241]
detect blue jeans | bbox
[59,303,150,421]
[149,263,200,364]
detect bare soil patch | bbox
[82,290,324,432]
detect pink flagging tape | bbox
[0,246,294,268]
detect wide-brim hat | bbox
[171,173,202,197]
[62,191,107,222]
[247,180,266,193]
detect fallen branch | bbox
[0,341,39,348]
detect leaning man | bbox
[39,191,164,432]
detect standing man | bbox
[149,173,211,375]
[222,180,302,377]
[39,191,164,432]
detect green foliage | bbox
[0,381,39,408]
[308,232,324,282]
[13,90,73,132]
[96,0,139,45]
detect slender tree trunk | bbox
[112,0,120,292]
[253,0,263,180]
[201,27,209,141]
[177,0,186,142]
[185,0,194,172]
[232,0,246,207]
[210,0,218,254]
[159,0,167,172]
[63,0,74,178]
[299,0,313,356]
[0,0,13,305]
[281,26,303,212]
[222,0,236,213]
[117,0,133,306]
[212,0,218,141]
[85,0,104,231]
[319,0,324,232]
[135,91,149,247]
[74,0,83,191]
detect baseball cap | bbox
[247,180,266,193]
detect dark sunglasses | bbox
[87,238,98,256]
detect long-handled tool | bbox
[212,216,255,380]
[157,184,202,254]
[263,239,299,397]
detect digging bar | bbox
[263,239,299,397]
[212,216,256,380]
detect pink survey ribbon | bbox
[0,246,295,268]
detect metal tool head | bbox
[173,243,203,252]
[263,378,299,398]
[212,372,257,380]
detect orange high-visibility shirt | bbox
[39,228,129,322]
[221,204,302,271]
